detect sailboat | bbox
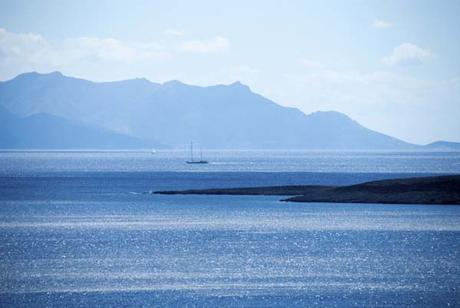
[186,142,208,164]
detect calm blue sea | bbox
[0,150,459,307]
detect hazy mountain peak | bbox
[11,71,49,81]
[425,140,460,150]
[162,80,186,87]
[47,71,63,77]
[229,81,243,86]
[17,71,63,79]
[8,71,83,86]
[228,81,250,90]
[13,71,39,78]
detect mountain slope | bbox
[0,71,417,149]
[0,106,152,149]
[424,141,460,150]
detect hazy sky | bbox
[1,0,459,144]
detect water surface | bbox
[0,151,459,307]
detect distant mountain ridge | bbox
[425,141,460,150]
[0,71,453,149]
[0,106,152,149]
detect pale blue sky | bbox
[1,0,459,143]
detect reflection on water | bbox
[1,150,460,174]
[0,151,459,306]
[1,196,459,306]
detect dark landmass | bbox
[155,175,460,205]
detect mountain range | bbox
[0,71,457,150]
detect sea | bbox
[0,150,459,307]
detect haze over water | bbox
[0,150,459,306]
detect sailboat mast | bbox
[190,141,194,162]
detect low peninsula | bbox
[155,175,460,205]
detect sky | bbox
[0,0,459,144]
